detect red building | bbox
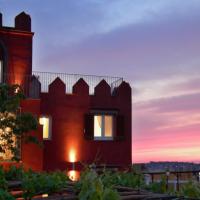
[0,12,132,172]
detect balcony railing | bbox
[32,71,123,94]
[1,71,123,98]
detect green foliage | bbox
[5,165,24,181]
[102,188,120,200]
[100,169,120,188]
[0,83,39,161]
[0,166,70,199]
[76,168,120,200]
[100,166,144,189]
[0,84,24,113]
[115,171,144,189]
[179,180,200,198]
[0,166,7,189]
[0,189,14,200]
[146,175,167,194]
[22,170,69,199]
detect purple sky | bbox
[1,0,200,163]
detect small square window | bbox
[39,116,52,140]
[94,114,114,140]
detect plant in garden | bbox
[100,169,120,188]
[0,189,15,200]
[22,170,69,199]
[146,175,167,194]
[116,170,145,189]
[179,180,200,198]
[5,165,24,181]
[0,166,7,190]
[0,83,38,161]
[76,167,120,200]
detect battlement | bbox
[0,12,32,32]
[33,71,123,94]
[2,71,127,97]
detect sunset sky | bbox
[1,0,200,163]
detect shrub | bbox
[0,189,14,200]
[100,167,144,189]
[77,168,120,200]
[22,170,69,199]
[146,175,167,194]
[0,166,7,189]
[179,180,200,198]
[5,165,24,181]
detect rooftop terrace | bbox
[2,71,124,97]
[32,71,123,94]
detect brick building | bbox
[0,12,132,172]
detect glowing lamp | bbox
[69,149,76,163]
[68,170,80,182]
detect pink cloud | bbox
[132,91,200,163]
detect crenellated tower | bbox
[0,12,33,90]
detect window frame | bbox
[39,115,52,140]
[92,110,117,141]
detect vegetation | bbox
[0,189,14,200]
[0,83,39,161]
[0,166,7,189]
[1,163,200,199]
[22,170,69,199]
[179,180,200,198]
[76,167,120,200]
[0,165,70,200]
[146,175,167,194]
[100,166,144,189]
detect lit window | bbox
[39,116,52,140]
[94,115,113,140]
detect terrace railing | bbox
[32,71,123,94]
[1,71,123,98]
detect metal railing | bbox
[32,71,123,94]
[1,71,123,98]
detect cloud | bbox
[132,91,200,163]
[30,6,200,82]
[2,0,200,81]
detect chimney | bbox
[15,12,31,31]
[0,13,2,27]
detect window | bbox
[94,115,114,140]
[84,112,125,141]
[39,116,52,140]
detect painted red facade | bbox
[0,12,132,171]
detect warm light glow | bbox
[14,87,20,94]
[68,170,80,181]
[39,116,51,139]
[69,149,76,163]
[42,194,48,197]
[5,127,12,133]
[94,115,113,139]
[94,115,102,137]
[105,115,113,137]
